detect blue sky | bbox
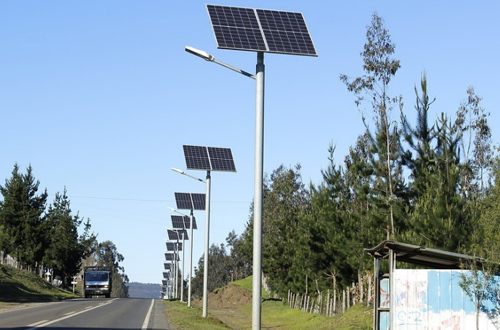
[1,1,499,284]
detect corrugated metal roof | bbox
[365,240,480,269]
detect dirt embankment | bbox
[191,283,253,328]
[192,283,252,310]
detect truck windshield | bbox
[86,272,109,281]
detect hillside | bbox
[127,282,161,299]
[0,264,78,302]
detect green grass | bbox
[164,276,373,330]
[163,300,231,329]
[231,276,269,299]
[0,264,79,302]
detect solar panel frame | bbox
[174,192,194,210]
[183,145,236,172]
[171,215,187,229]
[183,145,211,171]
[206,4,317,57]
[164,253,179,261]
[167,229,189,241]
[185,216,198,230]
[190,193,206,210]
[166,242,182,251]
[174,192,207,210]
[208,147,236,172]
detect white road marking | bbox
[141,299,155,330]
[27,320,48,327]
[26,299,115,329]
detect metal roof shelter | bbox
[366,240,482,330]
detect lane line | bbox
[27,320,48,327]
[141,299,155,330]
[26,299,115,330]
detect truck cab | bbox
[84,269,111,298]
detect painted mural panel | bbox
[393,269,500,330]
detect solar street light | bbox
[168,206,198,307]
[187,5,316,329]
[174,145,236,318]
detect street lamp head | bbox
[171,167,185,175]
[185,46,214,62]
[167,207,176,212]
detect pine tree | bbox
[0,164,48,267]
[44,188,96,285]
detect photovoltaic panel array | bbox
[183,145,236,172]
[174,192,206,210]
[171,215,198,230]
[162,279,168,285]
[206,4,317,57]
[164,263,171,270]
[163,272,169,278]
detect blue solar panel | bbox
[207,4,317,57]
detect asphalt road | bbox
[0,298,170,330]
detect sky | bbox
[1,1,499,284]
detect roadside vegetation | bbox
[0,164,130,297]
[0,263,78,302]
[164,277,372,329]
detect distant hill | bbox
[127,282,161,299]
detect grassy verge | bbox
[164,277,373,330]
[163,300,231,329]
[0,264,79,302]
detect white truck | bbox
[84,268,112,298]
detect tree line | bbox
[189,12,500,301]
[0,164,128,297]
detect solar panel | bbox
[164,263,171,270]
[171,215,198,229]
[208,147,236,172]
[174,192,206,210]
[162,279,168,285]
[171,215,188,229]
[164,253,179,261]
[166,242,182,251]
[163,272,170,279]
[167,229,189,240]
[206,4,317,57]
[183,145,236,172]
[185,216,197,230]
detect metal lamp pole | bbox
[168,206,196,307]
[171,167,210,316]
[184,46,264,329]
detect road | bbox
[0,298,170,330]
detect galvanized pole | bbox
[252,51,265,330]
[188,209,194,307]
[202,170,212,318]
[181,231,186,302]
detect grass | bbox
[165,276,373,330]
[0,264,79,302]
[163,300,231,329]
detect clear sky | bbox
[1,1,499,284]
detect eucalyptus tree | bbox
[340,12,405,239]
